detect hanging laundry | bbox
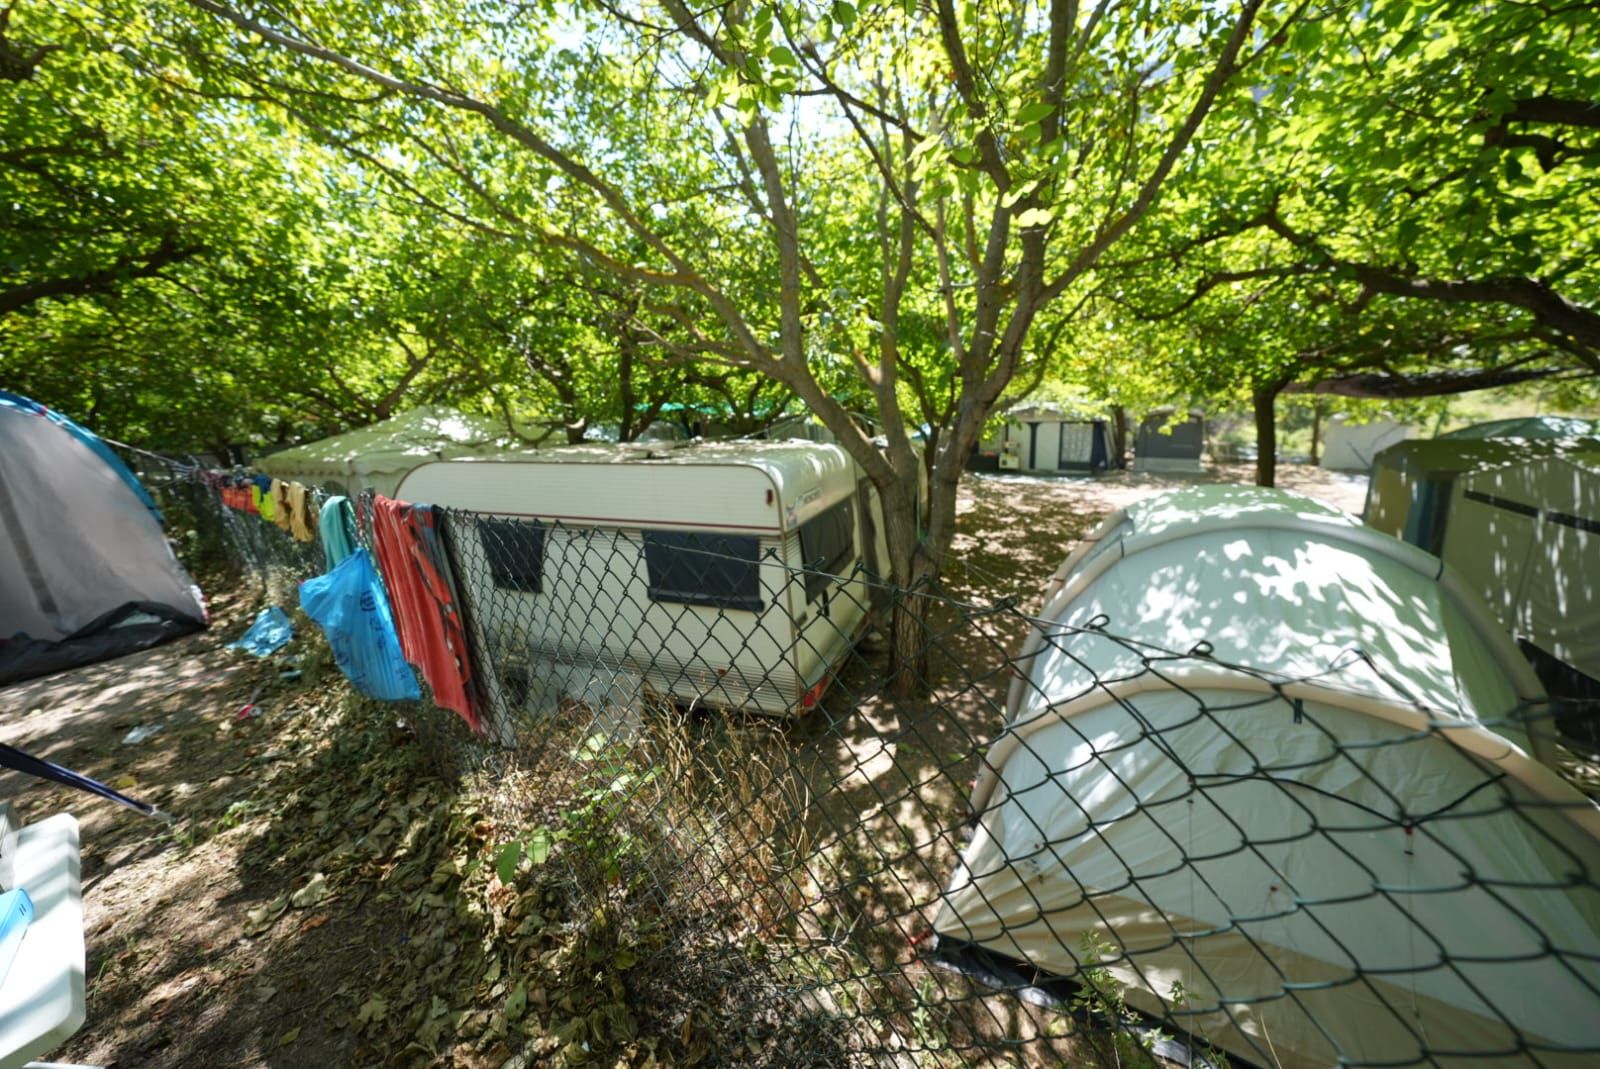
[319,495,359,571]
[234,482,254,511]
[369,495,481,730]
[286,481,319,543]
[253,475,276,522]
[299,548,420,702]
[221,478,251,511]
[270,479,295,533]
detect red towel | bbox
[369,496,480,730]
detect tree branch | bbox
[1039,0,1268,304]
[0,235,204,317]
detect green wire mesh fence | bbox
[128,451,1600,1069]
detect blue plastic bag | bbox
[299,548,421,701]
[228,606,294,657]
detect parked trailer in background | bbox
[1317,414,1412,471]
[397,441,890,719]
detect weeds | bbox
[1071,931,1159,1069]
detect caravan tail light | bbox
[801,675,831,710]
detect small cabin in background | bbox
[972,403,1121,474]
[1131,408,1206,472]
[1319,415,1413,471]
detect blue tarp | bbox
[228,606,294,657]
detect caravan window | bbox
[482,518,546,593]
[799,499,855,602]
[642,531,763,612]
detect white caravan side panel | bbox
[398,455,873,716]
[399,459,786,532]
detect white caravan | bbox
[396,441,890,718]
[257,406,522,497]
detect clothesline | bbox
[150,458,487,734]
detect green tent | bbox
[1439,416,1598,440]
[1364,437,1597,553]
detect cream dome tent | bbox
[0,391,207,683]
[934,486,1600,1069]
[256,407,521,497]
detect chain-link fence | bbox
[129,451,1600,1068]
[112,446,324,597]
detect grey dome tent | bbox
[934,486,1600,1069]
[0,392,206,683]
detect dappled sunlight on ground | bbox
[943,462,1369,608]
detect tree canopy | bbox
[2,0,1595,576]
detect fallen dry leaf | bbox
[244,895,288,935]
[290,872,329,908]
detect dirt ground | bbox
[0,463,1371,1067]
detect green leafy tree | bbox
[172,0,1295,684]
[1101,0,1599,480]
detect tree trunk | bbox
[1109,405,1127,468]
[1253,382,1280,488]
[1309,399,1324,466]
[879,418,983,694]
[616,299,642,441]
[919,429,937,531]
[873,477,932,695]
[887,556,936,696]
